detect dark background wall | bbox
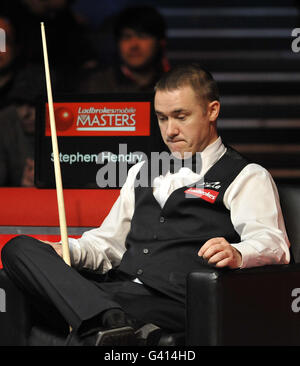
[70,0,300,184]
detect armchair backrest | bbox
[277,184,300,263]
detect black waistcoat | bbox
[118,147,249,302]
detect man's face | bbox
[118,28,161,70]
[154,85,220,157]
[23,0,67,15]
[16,104,36,135]
[0,18,16,72]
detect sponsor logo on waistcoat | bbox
[184,181,221,203]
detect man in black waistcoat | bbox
[1,64,290,346]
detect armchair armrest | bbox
[186,264,300,346]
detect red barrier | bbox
[0,188,120,227]
[0,187,120,268]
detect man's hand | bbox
[198,237,242,269]
[41,241,63,257]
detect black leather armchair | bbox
[186,184,300,346]
[1,184,300,346]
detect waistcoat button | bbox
[143,248,149,254]
[137,269,143,275]
[159,216,165,223]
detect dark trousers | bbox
[1,235,185,336]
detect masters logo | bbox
[76,106,136,131]
[45,102,150,136]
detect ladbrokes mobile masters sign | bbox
[35,93,164,189]
[45,102,151,136]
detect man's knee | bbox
[1,235,38,265]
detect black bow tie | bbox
[168,153,202,174]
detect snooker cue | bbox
[40,22,71,267]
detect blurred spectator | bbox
[0,0,99,93]
[78,5,170,93]
[0,66,46,187]
[0,14,21,111]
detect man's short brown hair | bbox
[155,63,220,103]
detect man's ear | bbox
[208,100,220,122]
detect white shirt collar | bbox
[200,136,227,177]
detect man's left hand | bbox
[198,237,242,269]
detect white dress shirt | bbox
[68,137,290,272]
